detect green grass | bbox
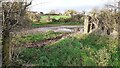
[40,15,71,23]
[32,15,83,27]
[14,33,119,66]
[32,22,82,27]
[41,15,71,20]
[12,31,63,45]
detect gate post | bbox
[84,15,89,34]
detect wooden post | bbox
[84,15,89,34]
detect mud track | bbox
[14,33,71,48]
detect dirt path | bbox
[25,34,64,48]
[13,26,84,48]
[20,31,83,48]
[14,33,71,48]
[14,25,83,36]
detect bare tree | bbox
[84,7,120,36]
[2,0,32,67]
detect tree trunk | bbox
[2,29,11,67]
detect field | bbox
[31,15,84,27]
[41,15,71,20]
[12,32,119,66]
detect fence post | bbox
[84,15,89,34]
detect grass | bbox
[32,15,83,27]
[40,15,71,23]
[13,33,119,66]
[41,15,71,20]
[12,31,63,45]
[32,22,83,27]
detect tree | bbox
[27,11,41,22]
[97,9,119,35]
[84,8,120,36]
[64,10,78,16]
[40,12,44,15]
[2,0,32,67]
[48,10,56,14]
[83,1,120,35]
[105,0,120,12]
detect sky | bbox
[29,0,116,13]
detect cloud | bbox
[29,0,113,13]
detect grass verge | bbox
[12,31,64,45]
[12,33,119,66]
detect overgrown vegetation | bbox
[12,31,63,45]
[12,33,119,66]
[2,1,32,66]
[2,0,119,67]
[31,14,84,27]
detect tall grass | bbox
[13,33,119,66]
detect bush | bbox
[57,14,84,23]
[52,19,59,22]
[58,18,66,22]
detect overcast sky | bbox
[29,0,116,13]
